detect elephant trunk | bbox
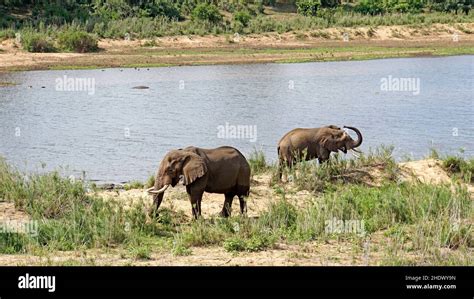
[152,192,164,211]
[147,177,170,212]
[344,126,363,149]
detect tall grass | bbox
[170,181,472,258]
[277,145,398,192]
[0,158,173,253]
[442,156,474,183]
[1,11,472,42]
[248,148,272,175]
[1,151,472,265]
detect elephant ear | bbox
[182,153,207,185]
[321,131,346,152]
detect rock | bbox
[132,85,149,89]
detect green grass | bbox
[124,181,145,191]
[429,148,474,183]
[0,157,174,253]
[277,145,398,192]
[1,9,473,43]
[129,245,152,260]
[248,148,272,175]
[0,148,472,265]
[442,156,474,183]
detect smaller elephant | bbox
[147,146,251,219]
[277,125,363,179]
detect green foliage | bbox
[355,0,385,15]
[20,32,56,53]
[234,10,252,27]
[223,234,273,252]
[249,149,270,175]
[0,158,172,252]
[57,30,98,53]
[124,180,145,190]
[192,3,223,24]
[129,245,152,260]
[442,156,474,183]
[146,174,156,188]
[0,153,472,264]
[0,28,16,40]
[0,233,28,254]
[1,1,473,40]
[297,0,321,16]
[281,145,398,192]
[145,0,182,20]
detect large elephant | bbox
[147,146,251,219]
[277,125,363,179]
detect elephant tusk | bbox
[146,187,155,192]
[147,184,170,194]
[352,148,362,154]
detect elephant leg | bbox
[221,193,234,218]
[318,149,330,165]
[189,192,203,219]
[238,195,247,215]
[277,159,284,180]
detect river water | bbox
[0,56,472,183]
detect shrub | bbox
[58,30,98,53]
[234,11,252,27]
[355,0,385,15]
[0,29,16,41]
[443,156,474,182]
[192,3,223,24]
[145,0,181,20]
[296,0,321,16]
[21,32,56,53]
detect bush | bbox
[192,3,223,24]
[21,32,56,53]
[296,0,321,16]
[145,0,181,20]
[0,29,16,41]
[443,156,474,182]
[234,11,252,27]
[58,30,98,53]
[355,0,385,15]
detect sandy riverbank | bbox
[1,23,473,72]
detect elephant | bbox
[147,146,251,219]
[277,125,363,179]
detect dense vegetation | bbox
[0,1,473,53]
[1,148,472,265]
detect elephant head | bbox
[321,126,363,154]
[147,149,207,211]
